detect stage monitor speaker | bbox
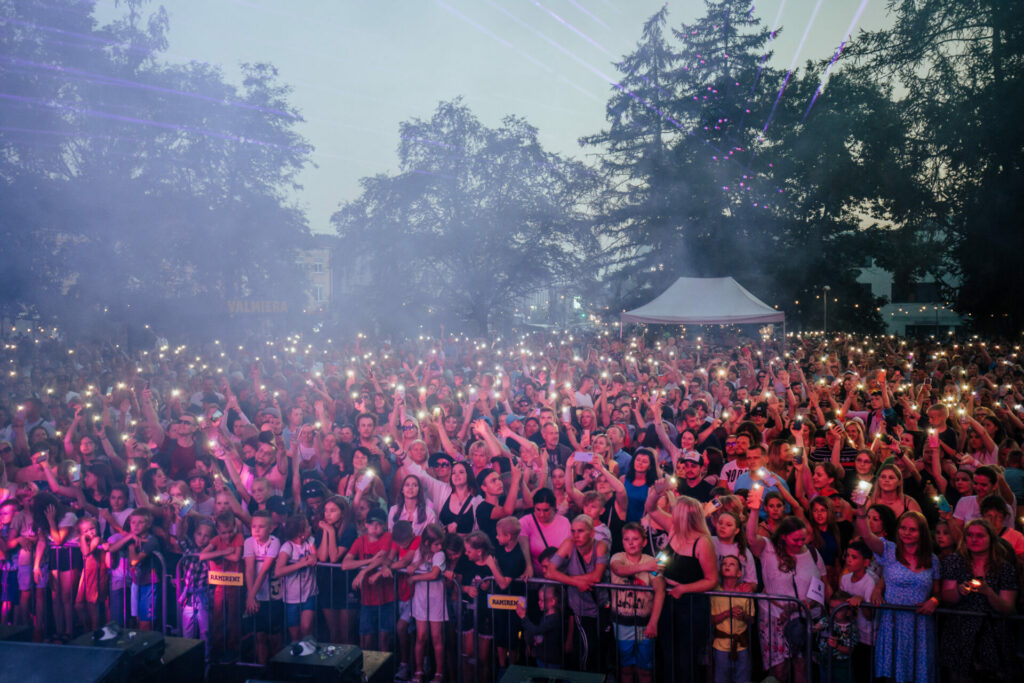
[269,641,362,683]
[0,641,128,683]
[499,665,606,683]
[0,624,33,641]
[71,625,166,679]
[147,636,204,682]
[361,650,394,683]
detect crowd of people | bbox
[0,327,1022,683]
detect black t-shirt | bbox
[676,478,714,503]
[475,501,499,546]
[455,555,494,611]
[494,542,527,582]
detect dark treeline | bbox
[2,0,1022,338]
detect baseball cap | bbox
[266,496,290,516]
[301,480,328,500]
[366,507,387,525]
[428,452,454,468]
[681,452,702,464]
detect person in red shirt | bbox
[341,507,395,651]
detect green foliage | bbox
[583,2,885,332]
[332,98,598,334]
[846,0,1024,332]
[0,0,313,334]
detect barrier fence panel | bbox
[823,601,1024,683]
[165,557,1024,683]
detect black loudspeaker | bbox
[0,623,33,641]
[149,636,204,682]
[71,625,166,679]
[361,650,394,683]
[0,641,128,683]
[269,641,362,683]
[499,665,606,683]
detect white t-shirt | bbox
[719,461,750,492]
[712,537,758,585]
[243,534,281,602]
[388,501,438,536]
[839,571,877,645]
[278,537,318,604]
[953,494,1015,530]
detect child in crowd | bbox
[98,484,133,537]
[0,499,22,624]
[441,532,466,679]
[609,522,665,683]
[836,540,876,683]
[275,514,318,642]
[388,520,419,682]
[493,516,530,671]
[408,523,447,683]
[108,508,160,630]
[178,517,215,657]
[710,555,754,683]
[208,510,243,659]
[243,510,283,666]
[342,507,395,652]
[454,530,510,682]
[581,491,613,547]
[815,596,856,683]
[516,583,561,669]
[74,516,104,631]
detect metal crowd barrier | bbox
[160,555,1024,683]
[173,560,820,682]
[822,600,1024,683]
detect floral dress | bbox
[873,540,938,683]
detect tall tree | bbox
[0,0,313,334]
[583,2,788,308]
[333,98,597,334]
[847,0,1024,332]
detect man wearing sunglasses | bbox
[144,388,201,480]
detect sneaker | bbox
[394,663,411,681]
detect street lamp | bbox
[823,285,831,334]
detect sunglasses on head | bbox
[402,425,417,431]
[434,462,452,468]
[177,418,195,426]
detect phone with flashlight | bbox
[573,451,594,464]
[69,464,81,483]
[178,498,195,517]
[933,494,952,514]
[211,409,223,422]
[561,405,572,423]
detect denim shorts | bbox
[615,623,654,669]
[358,601,396,636]
[285,593,317,627]
[137,584,156,621]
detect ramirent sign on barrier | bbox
[487,595,526,610]
[208,571,244,587]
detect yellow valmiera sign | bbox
[208,571,244,587]
[487,595,525,610]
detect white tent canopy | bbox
[621,277,784,326]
